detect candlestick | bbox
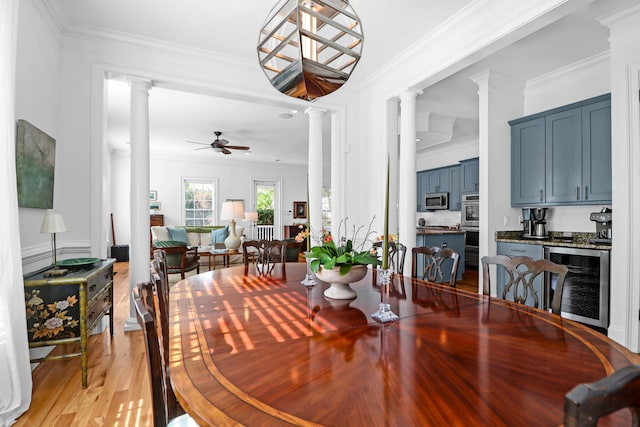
[382,156,390,270]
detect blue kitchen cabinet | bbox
[509,93,611,207]
[459,157,479,194]
[415,233,465,282]
[449,165,461,211]
[510,117,546,205]
[417,171,428,211]
[425,167,450,193]
[545,107,583,204]
[496,242,544,308]
[582,99,612,203]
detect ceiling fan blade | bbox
[185,140,208,146]
[221,148,232,155]
[224,145,250,150]
[193,146,210,151]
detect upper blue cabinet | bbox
[509,93,611,207]
[416,159,475,212]
[459,157,479,194]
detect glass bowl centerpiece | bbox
[305,219,380,299]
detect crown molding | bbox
[526,50,609,93]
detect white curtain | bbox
[0,0,33,425]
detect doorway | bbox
[252,179,282,240]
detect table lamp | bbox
[245,211,258,239]
[40,211,68,276]
[220,201,245,250]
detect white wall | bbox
[15,1,65,273]
[111,151,308,243]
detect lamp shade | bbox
[220,201,246,221]
[245,211,259,222]
[40,212,68,234]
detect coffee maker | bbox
[522,207,549,238]
[521,208,533,236]
[589,208,612,243]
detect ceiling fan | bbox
[187,131,250,155]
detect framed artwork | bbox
[16,120,56,209]
[149,190,158,201]
[150,201,161,211]
[293,201,307,219]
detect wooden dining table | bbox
[169,263,639,427]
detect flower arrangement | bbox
[305,218,381,275]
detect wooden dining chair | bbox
[564,364,640,427]
[133,283,197,427]
[242,239,287,274]
[372,241,407,275]
[153,240,199,279]
[150,250,170,359]
[481,255,568,314]
[411,246,460,287]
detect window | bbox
[183,179,216,226]
[322,187,331,231]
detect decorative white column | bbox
[471,70,524,295]
[306,107,325,240]
[398,90,422,272]
[599,5,640,351]
[124,76,152,332]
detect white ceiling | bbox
[45,0,632,164]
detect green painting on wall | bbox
[16,119,56,209]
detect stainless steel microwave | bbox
[425,192,449,210]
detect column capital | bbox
[305,106,327,117]
[398,89,423,102]
[127,76,153,92]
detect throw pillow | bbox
[211,226,229,244]
[151,226,170,243]
[168,227,189,244]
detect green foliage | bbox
[257,208,274,225]
[306,218,380,275]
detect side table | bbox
[24,259,115,388]
[208,249,239,270]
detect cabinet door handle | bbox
[511,249,526,253]
[576,186,580,200]
[441,242,448,248]
[584,185,589,200]
[539,189,543,202]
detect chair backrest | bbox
[411,246,460,287]
[564,364,640,427]
[134,282,174,427]
[242,239,287,274]
[481,255,568,314]
[372,241,407,275]
[150,250,170,361]
[153,241,199,279]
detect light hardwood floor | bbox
[14,262,154,427]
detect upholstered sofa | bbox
[151,225,245,267]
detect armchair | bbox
[153,240,199,279]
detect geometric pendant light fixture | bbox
[257,0,364,102]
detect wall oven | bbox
[543,246,610,331]
[461,194,480,268]
[461,194,479,228]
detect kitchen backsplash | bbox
[416,211,462,228]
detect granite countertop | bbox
[495,231,611,250]
[417,227,465,235]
